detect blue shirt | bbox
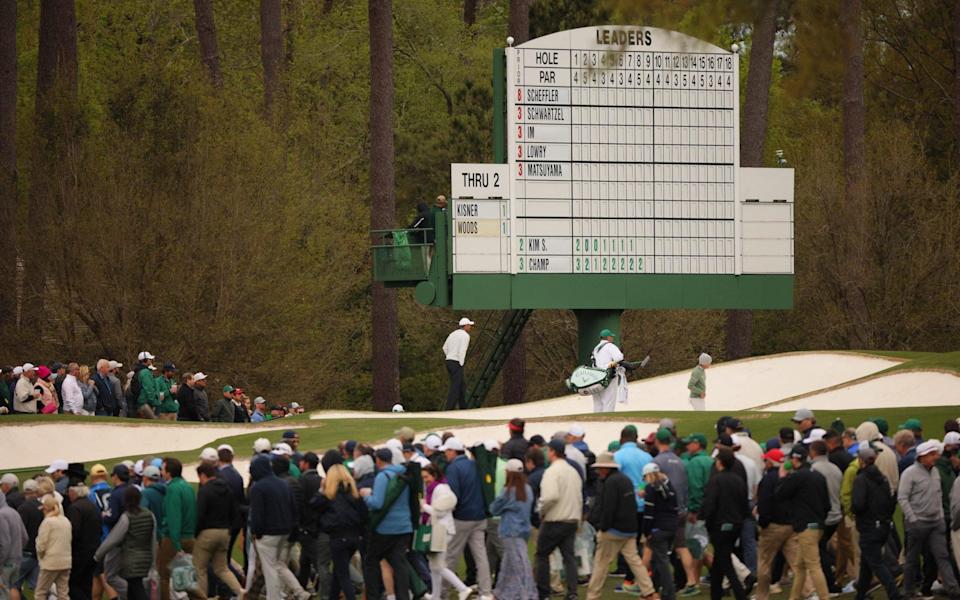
[364,464,412,535]
[615,442,652,511]
[251,410,265,423]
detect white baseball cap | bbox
[423,434,442,451]
[568,424,585,437]
[802,428,828,444]
[391,403,405,413]
[133,460,144,475]
[642,462,661,476]
[1,473,19,486]
[21,363,36,372]
[458,317,475,327]
[217,444,234,453]
[483,439,499,451]
[505,458,524,473]
[137,351,155,361]
[943,431,960,446]
[45,459,68,473]
[254,396,266,405]
[272,442,293,456]
[109,360,123,369]
[253,437,272,453]
[199,448,218,462]
[440,437,465,452]
[193,372,208,382]
[12,366,22,376]
[916,439,942,457]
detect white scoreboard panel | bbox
[507,27,740,275]
[451,164,511,273]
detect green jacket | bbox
[687,365,706,398]
[211,397,233,423]
[935,457,956,517]
[163,477,196,550]
[684,450,713,513]
[136,367,159,408]
[156,376,179,414]
[840,458,860,516]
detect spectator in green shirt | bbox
[682,433,713,520]
[158,458,197,600]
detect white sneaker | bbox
[458,589,474,600]
[841,582,856,595]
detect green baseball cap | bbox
[898,418,922,432]
[607,440,621,452]
[656,427,674,443]
[599,328,615,338]
[682,433,708,447]
[223,385,235,393]
[870,417,889,434]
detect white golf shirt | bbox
[442,328,470,365]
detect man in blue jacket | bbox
[362,448,414,600]
[248,455,310,600]
[440,437,492,599]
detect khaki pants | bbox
[586,531,655,600]
[756,524,800,600]
[789,529,829,600]
[158,412,177,421]
[835,517,858,583]
[137,404,156,419]
[158,537,197,600]
[35,568,70,600]
[193,528,243,598]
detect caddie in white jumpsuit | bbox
[591,329,623,413]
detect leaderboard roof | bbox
[516,26,730,54]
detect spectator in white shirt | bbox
[61,362,87,415]
[442,317,473,410]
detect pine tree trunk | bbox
[725,0,778,360]
[840,0,872,348]
[260,0,283,114]
[463,0,478,26]
[369,0,399,411]
[36,0,77,110]
[0,0,16,328]
[502,0,531,405]
[955,1,960,166]
[193,0,223,88]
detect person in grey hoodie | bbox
[0,490,28,597]
[898,440,960,598]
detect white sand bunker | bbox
[771,371,960,412]
[0,422,304,471]
[311,352,900,420]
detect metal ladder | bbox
[464,309,533,409]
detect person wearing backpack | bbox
[361,448,414,600]
[850,446,901,600]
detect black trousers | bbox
[445,360,466,409]
[535,521,578,600]
[298,530,332,597]
[125,576,149,600]
[68,556,96,600]
[855,523,901,600]
[710,528,746,600]
[364,532,411,600]
[330,532,360,600]
[818,522,840,592]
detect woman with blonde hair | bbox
[313,463,367,600]
[35,494,72,600]
[78,365,98,415]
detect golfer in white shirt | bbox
[442,317,473,409]
[591,329,623,413]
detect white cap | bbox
[1,473,19,486]
[137,351,155,361]
[568,424,586,437]
[505,458,524,473]
[133,460,144,475]
[253,437,272,453]
[199,448,218,462]
[802,428,828,444]
[289,402,301,409]
[193,372,208,381]
[254,396,265,405]
[642,462,661,476]
[217,443,234,453]
[108,360,123,369]
[423,434,442,450]
[147,365,157,371]
[45,459,68,473]
[943,431,960,446]
[699,352,712,366]
[459,317,475,327]
[22,363,36,372]
[730,433,746,448]
[272,442,293,456]
[440,437,464,452]
[916,439,942,457]
[483,439,499,451]
[391,403,405,413]
[12,366,22,376]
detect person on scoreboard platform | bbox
[687,353,712,411]
[591,329,623,413]
[443,317,473,410]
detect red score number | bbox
[517,145,522,158]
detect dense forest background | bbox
[1,0,958,411]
